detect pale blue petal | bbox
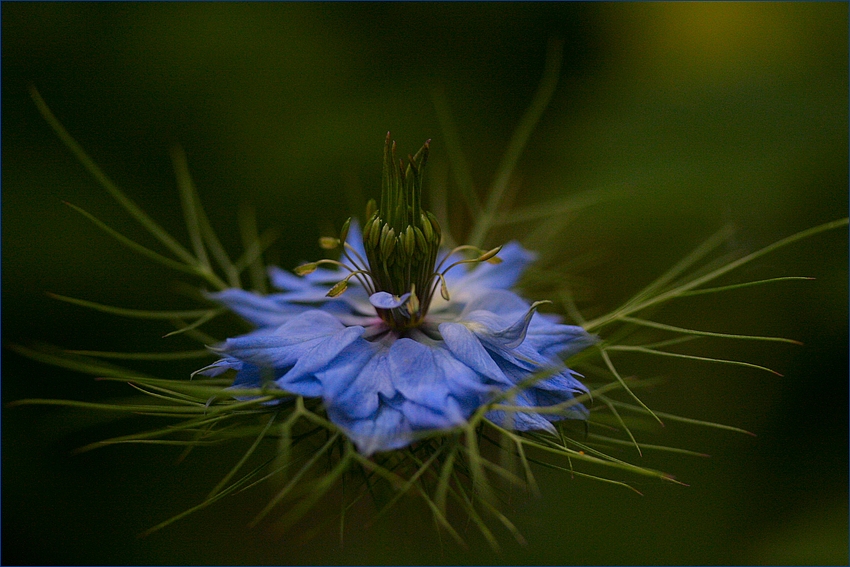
[388,339,448,404]
[322,338,478,433]
[439,322,511,386]
[486,398,558,433]
[195,355,242,377]
[217,310,365,397]
[525,318,600,359]
[317,340,395,419]
[369,291,411,309]
[220,311,352,362]
[328,400,413,455]
[280,327,366,385]
[267,265,312,290]
[463,307,535,350]
[460,291,599,364]
[400,397,466,430]
[459,289,529,319]
[431,346,494,403]
[206,288,306,327]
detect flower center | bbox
[296,134,503,332]
[361,134,441,329]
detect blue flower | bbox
[198,136,598,455]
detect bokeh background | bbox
[3,3,847,565]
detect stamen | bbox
[437,273,450,301]
[325,270,372,298]
[407,284,421,315]
[342,242,370,274]
[437,245,503,277]
[294,258,351,275]
[433,245,483,273]
[319,237,339,250]
[327,280,348,297]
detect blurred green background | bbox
[2,3,847,564]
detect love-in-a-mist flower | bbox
[199,134,598,455]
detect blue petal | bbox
[319,337,490,452]
[369,291,411,310]
[284,327,366,384]
[218,310,365,397]
[328,399,413,455]
[431,345,495,403]
[400,397,466,430]
[530,379,589,415]
[459,290,599,363]
[316,339,395,419]
[463,304,536,350]
[486,405,557,433]
[388,339,470,423]
[459,288,530,319]
[439,322,511,386]
[206,288,307,327]
[490,379,588,427]
[525,318,600,359]
[195,355,243,377]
